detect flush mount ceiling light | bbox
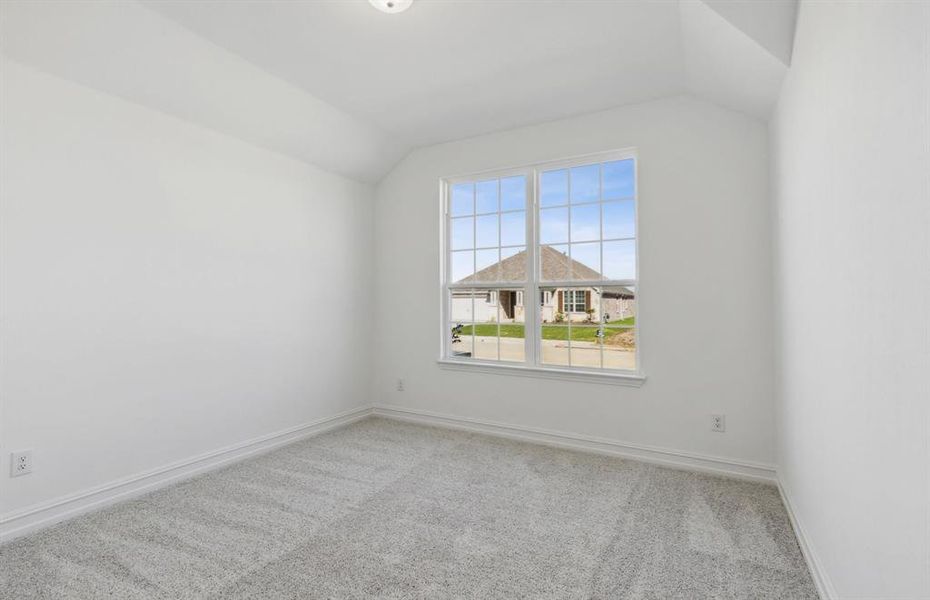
[369,0,413,14]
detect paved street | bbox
[454,335,635,370]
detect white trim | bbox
[777,478,835,600]
[438,358,645,386]
[525,169,538,365]
[0,406,373,544]
[372,404,776,483]
[440,146,637,185]
[531,147,638,174]
[563,289,587,313]
[440,148,641,378]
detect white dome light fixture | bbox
[369,0,413,14]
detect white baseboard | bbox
[371,404,777,483]
[777,478,836,600]
[0,405,373,543]
[1,403,781,545]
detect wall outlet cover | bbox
[11,450,33,477]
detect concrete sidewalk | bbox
[455,335,635,370]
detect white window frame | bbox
[563,290,586,313]
[438,149,644,386]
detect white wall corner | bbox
[680,0,788,120]
[777,476,838,600]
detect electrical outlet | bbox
[396,378,404,392]
[11,450,33,477]
[711,415,726,433]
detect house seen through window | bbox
[443,150,638,375]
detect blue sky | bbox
[451,175,525,217]
[540,159,634,206]
[450,160,636,282]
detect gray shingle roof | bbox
[602,286,635,299]
[457,245,603,283]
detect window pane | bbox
[540,207,568,244]
[451,182,474,216]
[603,159,634,200]
[450,250,474,283]
[500,176,525,211]
[600,285,636,370]
[450,216,473,250]
[570,325,602,369]
[540,335,569,366]
[570,242,600,280]
[570,164,600,204]
[602,326,635,371]
[500,246,526,282]
[603,240,636,280]
[540,169,568,207]
[475,249,500,282]
[500,211,525,246]
[570,204,600,242]
[540,244,569,281]
[603,200,635,240]
[497,289,525,362]
[450,290,474,322]
[600,285,636,325]
[476,214,498,248]
[450,323,473,358]
[473,291,499,361]
[476,180,498,214]
[539,288,569,366]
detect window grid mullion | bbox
[541,197,634,209]
[599,165,605,369]
[496,288,501,362]
[472,185,476,281]
[566,168,572,367]
[497,179,502,283]
[527,170,538,367]
[444,152,636,374]
[496,178,503,361]
[470,292,475,357]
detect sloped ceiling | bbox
[681,0,793,119]
[0,0,402,183]
[0,0,796,183]
[701,0,798,65]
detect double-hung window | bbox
[441,149,640,381]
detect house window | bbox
[442,150,638,378]
[563,290,586,313]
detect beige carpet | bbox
[0,418,817,599]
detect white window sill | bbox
[437,359,646,387]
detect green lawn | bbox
[458,317,634,342]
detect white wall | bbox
[770,2,930,598]
[0,58,373,521]
[372,96,775,471]
[0,0,403,183]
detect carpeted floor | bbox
[0,418,817,599]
